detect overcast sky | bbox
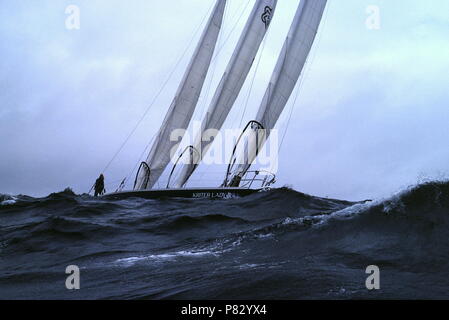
[1,0,448,201]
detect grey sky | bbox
[1,0,448,201]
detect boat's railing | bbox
[236,170,276,189]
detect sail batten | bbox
[134,0,226,190]
[227,0,328,185]
[174,0,278,188]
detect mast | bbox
[173,0,278,188]
[226,0,328,187]
[134,0,226,190]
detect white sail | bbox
[173,0,278,188]
[135,0,226,190]
[227,0,328,186]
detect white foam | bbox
[238,263,260,270]
[256,233,274,239]
[114,249,217,267]
[1,198,16,206]
[280,200,380,228]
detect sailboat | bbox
[102,0,327,200]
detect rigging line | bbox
[278,1,331,153]
[104,180,126,189]
[195,0,233,124]
[124,132,158,186]
[212,0,253,65]
[199,0,253,123]
[99,1,216,176]
[238,28,270,128]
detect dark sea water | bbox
[1,181,449,300]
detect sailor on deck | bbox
[94,174,106,197]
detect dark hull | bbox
[102,187,262,200]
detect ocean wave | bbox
[280,180,449,227]
[2,180,449,299]
[205,181,449,251]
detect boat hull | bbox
[102,188,262,200]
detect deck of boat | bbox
[102,187,262,200]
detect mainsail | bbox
[134,0,226,190]
[226,0,328,187]
[173,0,278,188]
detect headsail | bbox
[134,0,226,190]
[225,0,328,186]
[173,0,278,188]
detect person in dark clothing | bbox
[94,174,105,197]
